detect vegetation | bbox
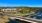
[0,7,42,16]
[1,7,42,13]
[0,8,2,12]
[0,7,42,23]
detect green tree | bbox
[0,8,2,12]
[19,7,30,14]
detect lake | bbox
[6,19,31,23]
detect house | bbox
[1,8,18,12]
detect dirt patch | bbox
[0,18,9,23]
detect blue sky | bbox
[0,0,42,7]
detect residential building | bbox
[1,8,18,12]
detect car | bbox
[22,15,30,17]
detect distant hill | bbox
[0,6,42,9]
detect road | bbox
[9,16,42,23]
[3,13,42,23]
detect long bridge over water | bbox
[2,13,42,23]
[9,16,42,23]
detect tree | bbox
[19,7,30,14]
[0,8,2,12]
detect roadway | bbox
[9,16,42,23]
[3,13,42,23]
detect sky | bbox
[0,0,42,7]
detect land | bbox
[0,6,42,23]
[0,17,9,23]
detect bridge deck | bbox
[9,17,42,23]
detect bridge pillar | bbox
[31,22,38,23]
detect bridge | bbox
[9,16,42,23]
[2,10,42,23]
[3,13,42,23]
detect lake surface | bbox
[7,19,19,23]
[30,10,42,19]
[6,19,31,23]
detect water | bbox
[30,10,42,19]
[35,10,42,15]
[34,10,42,19]
[6,19,31,23]
[7,19,19,23]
